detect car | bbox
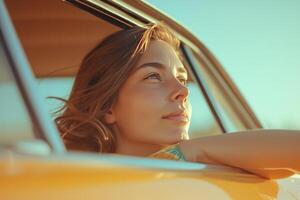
[0,0,299,199]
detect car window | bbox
[0,39,52,155]
[187,81,223,137]
[182,45,250,132]
[0,1,65,154]
[5,0,223,153]
[179,51,223,138]
[0,41,35,146]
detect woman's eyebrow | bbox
[137,62,187,75]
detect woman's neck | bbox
[115,137,165,157]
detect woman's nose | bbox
[169,82,189,103]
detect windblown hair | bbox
[55,23,180,153]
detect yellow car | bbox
[0,0,299,199]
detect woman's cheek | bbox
[135,86,165,102]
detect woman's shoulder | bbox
[149,144,186,161]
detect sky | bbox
[146,0,300,129]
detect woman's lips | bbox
[162,112,189,124]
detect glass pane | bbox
[187,81,223,138]
[180,48,223,138]
[192,50,247,132]
[0,42,34,145]
[185,45,247,132]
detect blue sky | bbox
[146,0,300,129]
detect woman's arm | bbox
[179,129,300,179]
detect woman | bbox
[55,23,300,179]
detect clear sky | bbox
[146,0,300,129]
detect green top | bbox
[149,144,186,161]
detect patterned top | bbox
[149,144,186,161]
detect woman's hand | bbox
[178,129,300,179]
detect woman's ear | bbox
[104,109,116,124]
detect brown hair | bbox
[55,23,180,153]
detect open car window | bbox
[4,0,263,157]
[4,0,225,154]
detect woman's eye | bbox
[144,73,161,81]
[178,77,187,85]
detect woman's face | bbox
[106,40,191,150]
